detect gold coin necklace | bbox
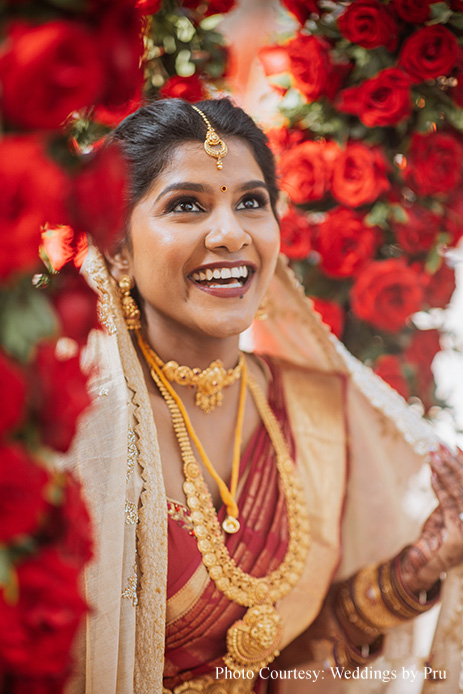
[138,333,311,673]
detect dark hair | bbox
[109,97,279,220]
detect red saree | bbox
[163,360,294,692]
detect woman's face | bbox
[124,137,280,341]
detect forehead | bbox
[153,137,264,189]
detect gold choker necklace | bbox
[139,340,244,414]
[138,330,311,673]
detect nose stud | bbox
[221,185,227,192]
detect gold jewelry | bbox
[255,296,269,321]
[191,105,228,170]
[138,328,246,530]
[118,275,141,330]
[139,330,311,673]
[137,337,244,414]
[221,185,228,192]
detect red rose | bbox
[445,194,463,246]
[393,204,441,254]
[72,142,129,249]
[33,342,91,452]
[136,0,162,13]
[287,34,339,102]
[92,92,143,127]
[338,0,398,51]
[351,259,425,332]
[53,269,100,347]
[96,5,144,108]
[425,262,456,309]
[0,21,104,130]
[266,127,305,158]
[403,132,463,197]
[316,207,380,278]
[0,444,49,543]
[405,329,441,409]
[405,329,441,370]
[399,25,458,83]
[41,226,88,272]
[0,352,25,439]
[258,45,291,81]
[11,549,87,676]
[0,136,70,279]
[159,74,207,102]
[279,207,313,259]
[45,474,93,568]
[391,0,432,23]
[281,0,320,24]
[181,0,236,14]
[337,68,411,128]
[310,297,345,338]
[373,355,410,400]
[279,141,330,204]
[331,142,390,207]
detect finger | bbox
[430,471,460,515]
[434,446,463,478]
[431,471,463,530]
[430,455,463,501]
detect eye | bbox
[168,197,203,213]
[236,192,268,210]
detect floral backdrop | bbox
[261,0,463,410]
[0,0,461,689]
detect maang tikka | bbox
[191,104,228,170]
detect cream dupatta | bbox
[57,249,462,694]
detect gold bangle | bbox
[333,635,384,672]
[378,561,419,620]
[391,554,441,614]
[335,583,382,639]
[351,564,407,630]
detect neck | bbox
[142,312,242,371]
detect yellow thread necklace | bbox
[137,330,246,533]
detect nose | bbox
[204,208,252,253]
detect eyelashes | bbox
[164,191,270,215]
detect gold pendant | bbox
[222,515,240,534]
[225,604,283,673]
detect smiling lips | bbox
[189,264,255,298]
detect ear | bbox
[104,243,133,282]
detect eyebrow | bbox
[152,179,269,205]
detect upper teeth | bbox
[192,266,249,282]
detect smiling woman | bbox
[57,98,463,694]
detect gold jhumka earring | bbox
[191,104,228,169]
[118,275,141,330]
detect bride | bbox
[61,97,463,694]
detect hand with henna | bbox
[401,445,463,594]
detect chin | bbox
[199,313,254,339]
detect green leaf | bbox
[365,202,390,228]
[0,549,17,604]
[449,12,463,29]
[429,2,453,24]
[425,245,444,274]
[390,205,409,224]
[199,14,224,31]
[0,282,58,362]
[441,102,463,131]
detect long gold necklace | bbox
[138,332,311,673]
[138,331,247,533]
